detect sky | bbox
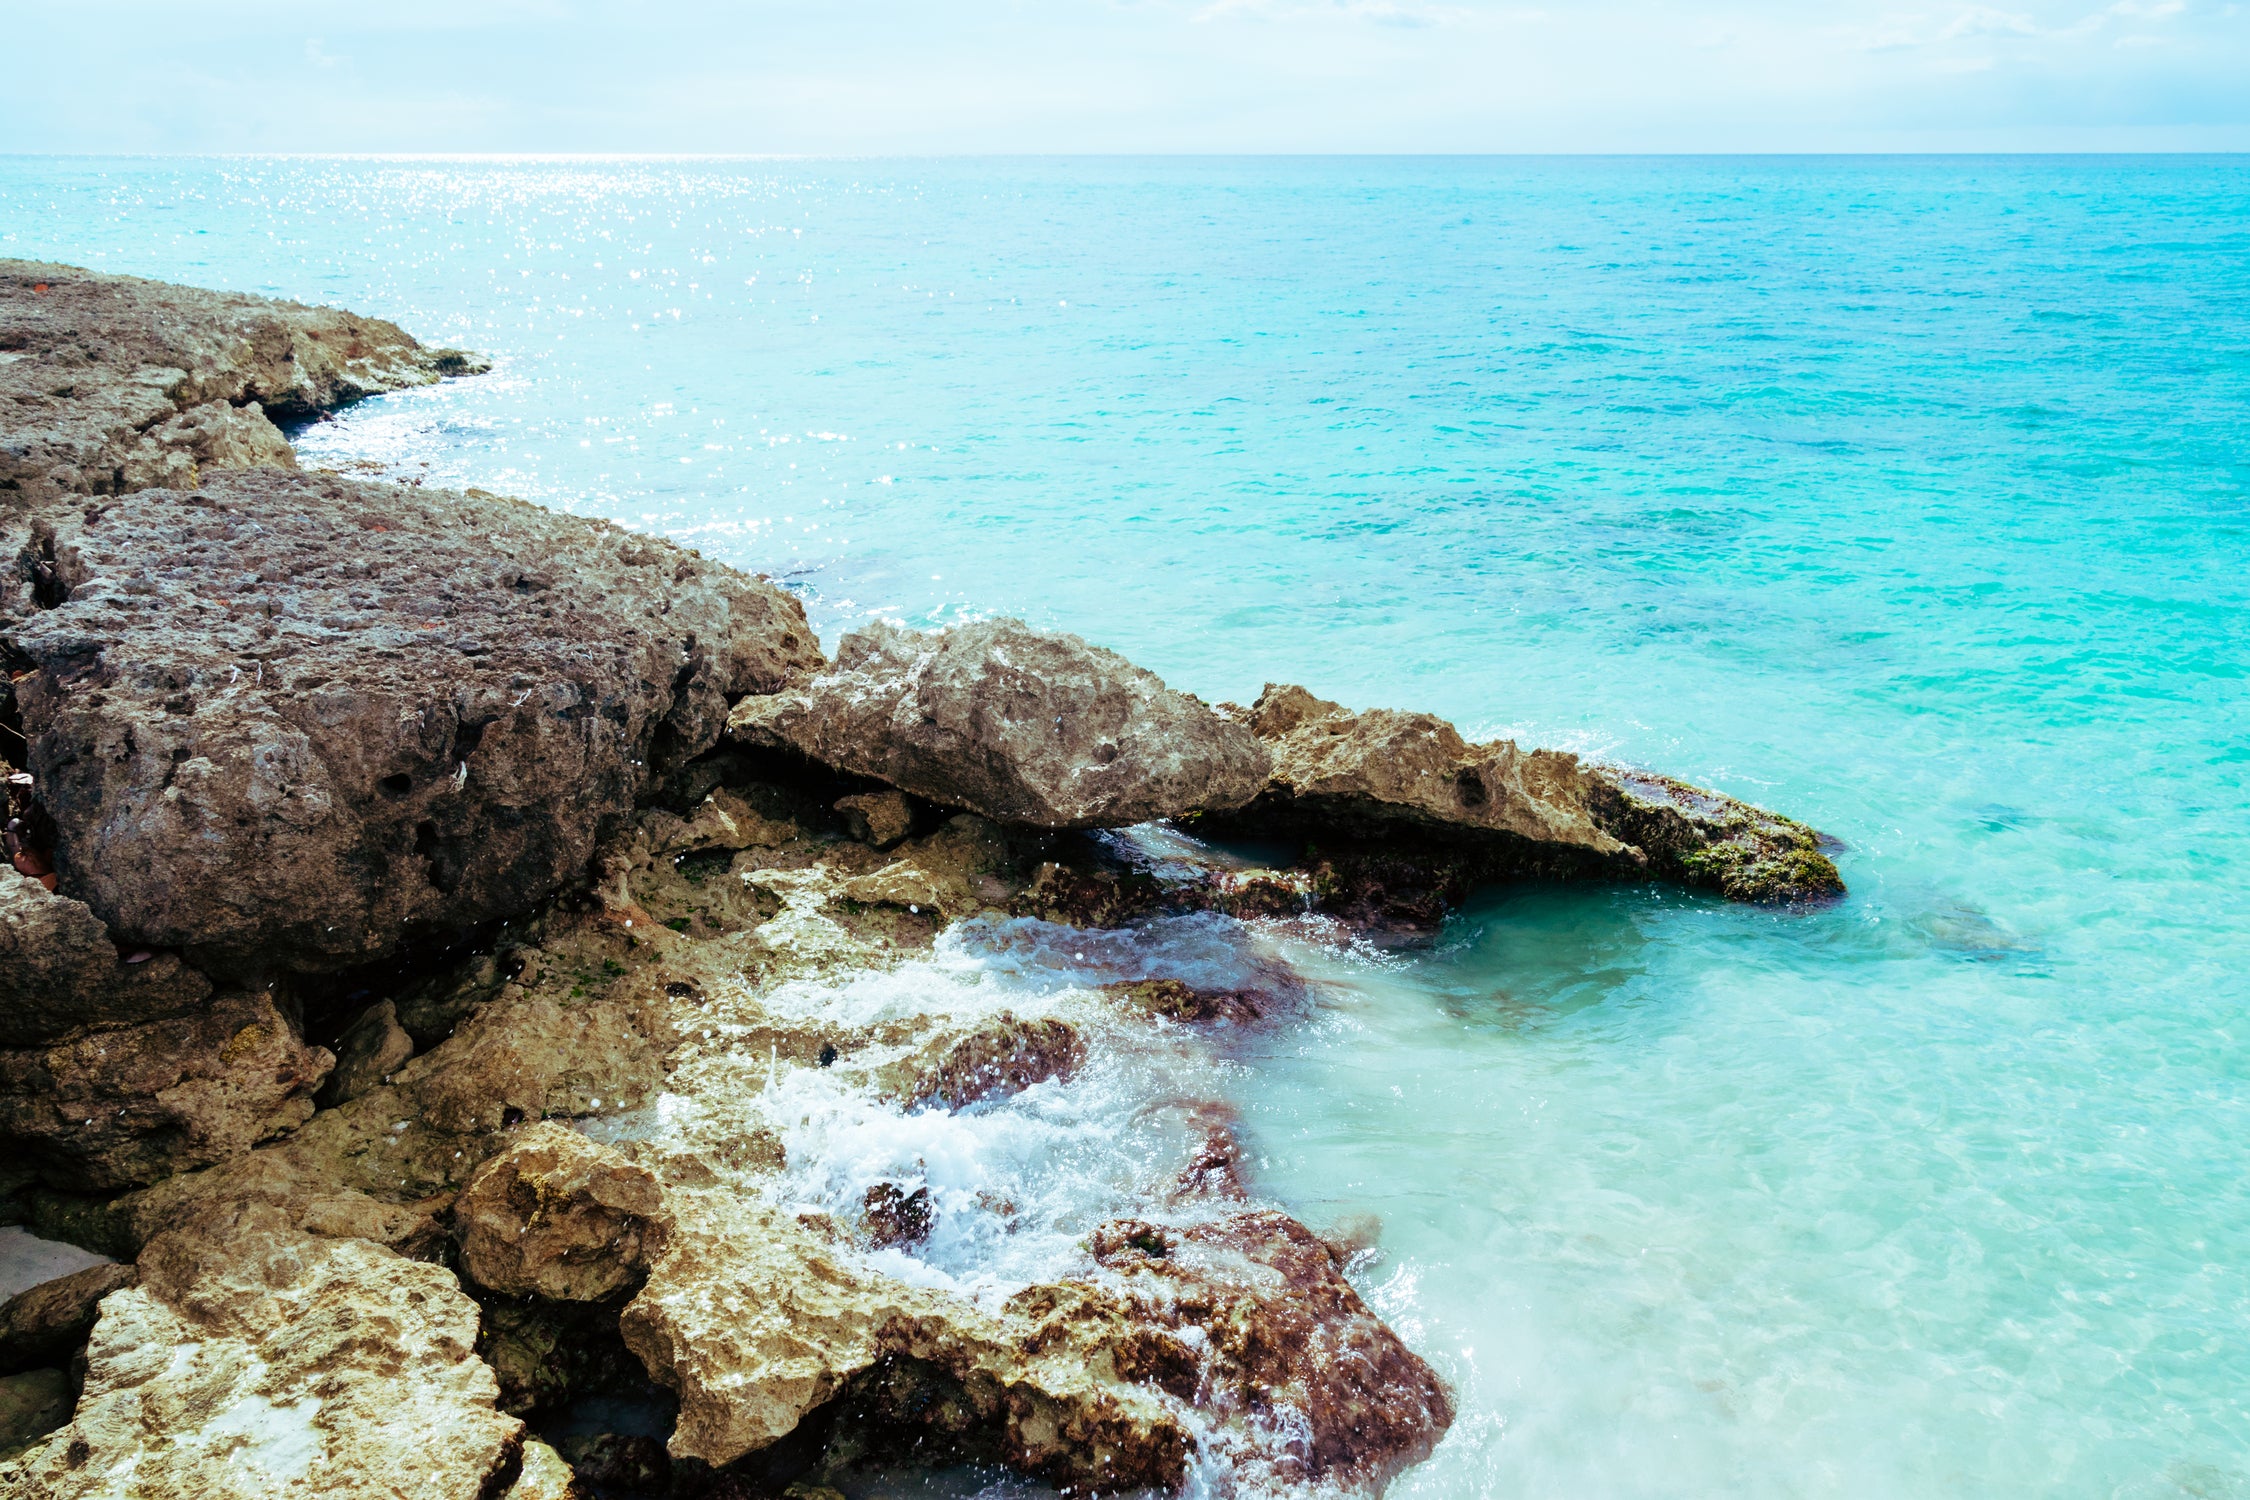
[3,0,2246,153]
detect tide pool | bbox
[5,154,2245,1496]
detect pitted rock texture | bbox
[1232,683,1627,861]
[728,617,1269,830]
[0,1203,523,1500]
[0,258,484,511]
[4,467,823,976]
[454,1122,667,1302]
[0,868,209,1047]
[0,987,332,1190]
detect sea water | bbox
[4,155,2245,1497]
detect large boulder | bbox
[453,1123,667,1302]
[0,987,332,1190]
[1235,683,1628,861]
[728,617,1269,829]
[1222,683,1843,904]
[4,468,824,976]
[0,1203,523,1499]
[0,259,483,511]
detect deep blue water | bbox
[4,155,2247,1497]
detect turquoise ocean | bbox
[4,156,2246,1497]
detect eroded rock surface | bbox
[728,617,1269,829]
[0,987,332,1190]
[454,1122,667,1302]
[0,1203,522,1499]
[5,467,823,976]
[0,1262,134,1375]
[1220,683,1842,905]
[0,869,210,1047]
[0,259,483,511]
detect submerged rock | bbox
[454,1122,668,1302]
[0,258,484,511]
[5,467,823,977]
[890,1012,1086,1110]
[728,617,1269,829]
[0,1203,522,1499]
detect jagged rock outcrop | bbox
[0,1203,523,1499]
[0,987,332,1190]
[454,1123,667,1302]
[890,1013,1086,1110]
[4,467,824,976]
[317,999,413,1107]
[1220,683,1842,904]
[728,617,1269,829]
[0,259,484,511]
[619,1191,1450,1492]
[0,1262,134,1375]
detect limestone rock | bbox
[117,399,295,492]
[505,1439,587,1500]
[0,259,484,511]
[834,789,914,848]
[1235,683,1627,861]
[1586,765,1843,903]
[0,868,210,1047]
[1088,1211,1454,1493]
[317,999,413,1107]
[0,1262,134,1374]
[728,617,1268,829]
[454,1123,667,1302]
[618,1193,1192,1489]
[0,988,332,1190]
[0,1203,523,1499]
[892,1013,1085,1110]
[5,468,823,977]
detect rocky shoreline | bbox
[0,261,1842,1497]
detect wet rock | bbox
[0,1202,523,1498]
[893,1013,1085,1110]
[1103,978,1265,1024]
[318,998,413,1107]
[1088,1210,1454,1493]
[0,1262,134,1375]
[728,617,1269,830]
[0,258,485,511]
[557,1431,668,1494]
[834,789,914,849]
[860,1182,934,1249]
[1585,766,1842,903]
[1229,683,1628,863]
[505,1439,588,1500]
[619,1194,1191,1488]
[0,868,210,1047]
[5,467,823,977]
[454,1122,668,1302]
[0,1368,70,1463]
[0,987,333,1190]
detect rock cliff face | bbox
[7,467,822,976]
[0,258,484,511]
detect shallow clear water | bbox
[6,155,2247,1496]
